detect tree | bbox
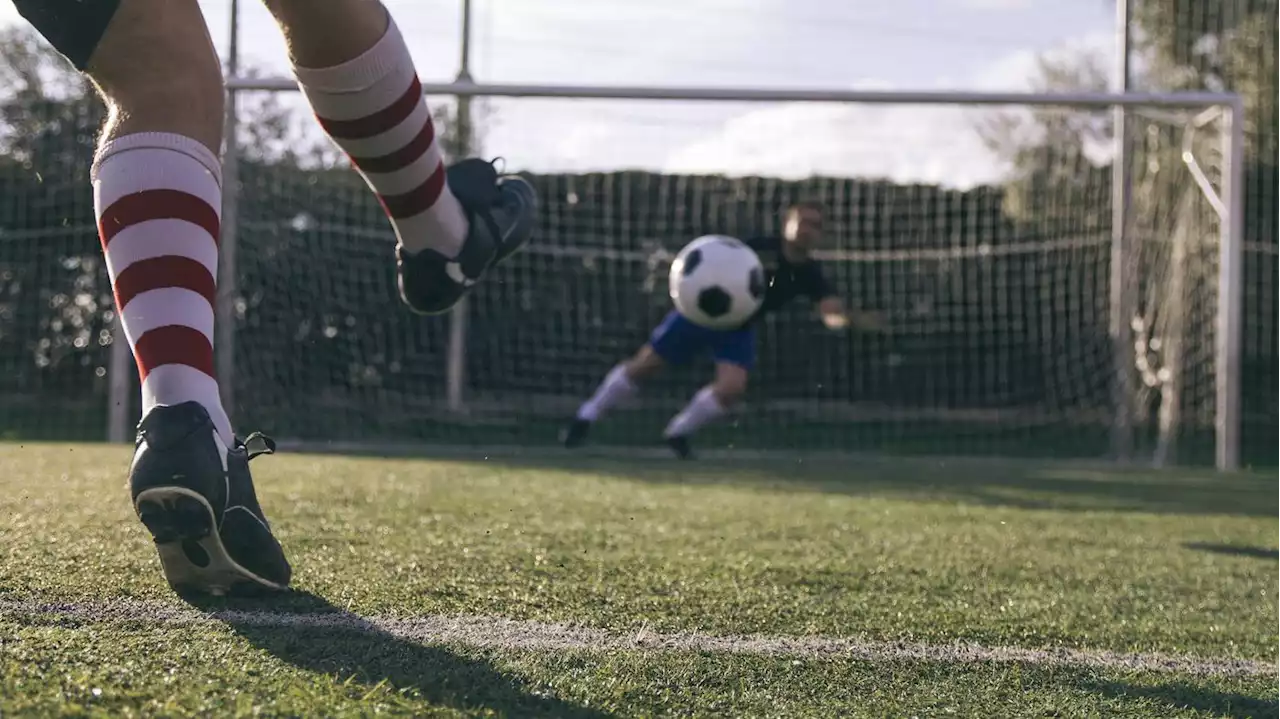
[976,0,1278,461]
[975,49,1112,234]
[1129,0,1278,459]
[0,24,112,419]
[0,23,355,436]
[979,0,1276,235]
[1132,0,1278,209]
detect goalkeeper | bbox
[562,202,883,459]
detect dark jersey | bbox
[741,235,833,326]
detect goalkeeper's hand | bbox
[821,312,850,330]
[844,309,888,332]
[819,297,887,332]
[820,309,887,332]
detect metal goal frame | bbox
[106,79,1244,471]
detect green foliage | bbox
[978,1,1278,459]
[1135,0,1275,83]
[0,26,112,425]
[976,50,1112,232]
[0,26,101,167]
[1133,0,1278,170]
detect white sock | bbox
[93,132,234,445]
[576,364,637,421]
[294,16,469,257]
[663,387,727,438]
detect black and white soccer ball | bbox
[668,235,766,330]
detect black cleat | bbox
[397,157,538,315]
[666,435,695,460]
[130,402,291,596]
[560,418,592,449]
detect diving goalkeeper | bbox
[561,202,884,458]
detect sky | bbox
[0,0,1116,186]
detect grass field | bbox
[1,442,1276,717]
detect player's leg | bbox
[562,310,703,448]
[12,0,291,594]
[562,345,665,447]
[262,0,536,315]
[662,327,755,459]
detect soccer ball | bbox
[668,235,766,330]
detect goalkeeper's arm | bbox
[800,264,884,331]
[817,296,885,331]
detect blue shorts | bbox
[648,310,756,371]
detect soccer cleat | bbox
[560,418,592,449]
[666,435,695,460]
[130,402,291,596]
[396,157,538,315]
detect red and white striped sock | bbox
[93,133,234,445]
[294,16,469,258]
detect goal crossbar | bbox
[196,78,1246,471]
[224,77,1240,111]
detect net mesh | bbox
[214,95,1238,461]
[0,15,1274,464]
[0,78,111,442]
[7,0,1280,465]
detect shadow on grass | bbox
[294,443,1279,518]
[1078,676,1279,719]
[1183,542,1280,561]
[184,589,612,718]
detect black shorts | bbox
[12,0,123,71]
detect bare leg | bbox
[562,346,668,448]
[82,0,231,441]
[11,0,292,594]
[664,362,748,440]
[575,346,666,423]
[262,0,389,68]
[264,0,469,259]
[263,0,537,315]
[88,0,223,150]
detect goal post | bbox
[183,79,1243,469]
[1217,98,1246,472]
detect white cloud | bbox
[659,100,1006,189]
[644,31,1116,187]
[973,29,1113,90]
[0,3,1113,188]
[477,91,1013,189]
[955,0,1032,9]
[481,99,737,173]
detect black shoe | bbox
[130,402,292,596]
[396,157,537,315]
[560,418,592,449]
[666,435,695,460]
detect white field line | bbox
[2,599,1274,679]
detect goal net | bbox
[215,91,1246,464]
[0,86,1266,466]
[0,76,110,443]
